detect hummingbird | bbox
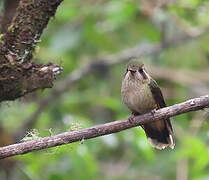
[121,60,175,150]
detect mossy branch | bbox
[0,0,64,102]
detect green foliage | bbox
[1,0,209,180]
[178,136,209,180]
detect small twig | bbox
[1,95,209,160]
[176,159,188,180]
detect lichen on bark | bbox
[0,0,64,102]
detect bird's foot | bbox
[128,113,135,124]
[150,109,157,116]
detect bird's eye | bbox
[138,69,143,73]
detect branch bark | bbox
[1,95,209,160]
[0,0,63,102]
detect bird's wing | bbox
[143,78,175,149]
[148,78,173,131]
[148,79,166,108]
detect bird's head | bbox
[125,59,149,83]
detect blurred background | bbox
[0,0,209,180]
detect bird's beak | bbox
[128,68,136,75]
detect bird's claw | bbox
[128,114,135,123]
[151,109,157,116]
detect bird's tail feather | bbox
[142,119,175,150]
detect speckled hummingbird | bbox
[121,60,175,150]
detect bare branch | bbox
[2,95,209,160]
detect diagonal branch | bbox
[2,95,209,160]
[16,27,209,139]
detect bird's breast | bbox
[121,79,156,114]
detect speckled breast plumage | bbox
[121,75,156,114]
